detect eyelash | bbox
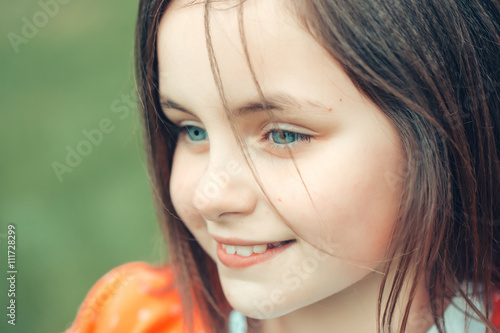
[167,123,312,150]
[262,129,312,150]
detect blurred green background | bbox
[0,1,167,332]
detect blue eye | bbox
[269,130,309,145]
[185,126,208,141]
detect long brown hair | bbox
[135,0,500,332]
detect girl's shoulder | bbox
[425,288,500,333]
[65,262,206,333]
[65,263,500,333]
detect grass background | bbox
[0,1,167,332]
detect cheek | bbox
[170,150,204,231]
[170,150,218,261]
[326,165,400,262]
[264,141,402,265]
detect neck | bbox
[260,272,434,333]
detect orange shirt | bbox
[65,262,206,333]
[493,288,500,327]
[66,262,500,332]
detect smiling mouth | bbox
[220,240,295,257]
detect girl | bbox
[67,0,500,332]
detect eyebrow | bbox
[160,93,330,117]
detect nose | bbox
[193,146,258,221]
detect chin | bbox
[231,300,296,320]
[222,283,320,320]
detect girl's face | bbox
[158,0,404,319]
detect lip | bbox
[211,235,291,246]
[216,240,296,269]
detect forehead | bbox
[157,0,346,111]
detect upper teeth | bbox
[221,244,267,256]
[221,242,286,257]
